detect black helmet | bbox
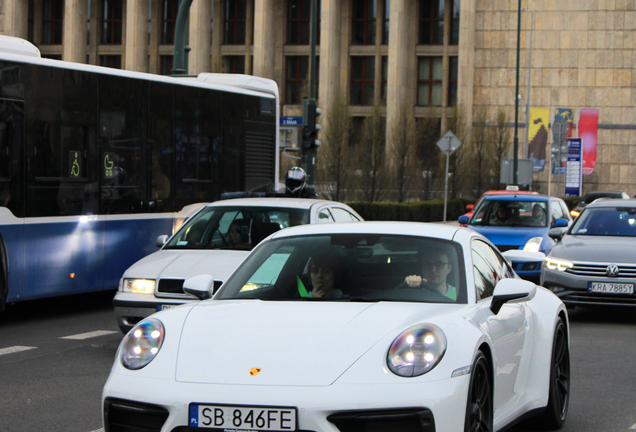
[285,167,307,195]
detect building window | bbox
[381,56,388,105]
[225,0,247,45]
[449,56,458,106]
[102,0,123,44]
[160,55,174,75]
[352,0,376,45]
[382,0,390,45]
[451,0,460,45]
[419,0,444,45]
[161,0,178,44]
[42,0,64,44]
[101,55,122,69]
[225,56,246,73]
[285,56,308,104]
[288,0,310,44]
[351,56,375,105]
[417,56,442,106]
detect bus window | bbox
[149,80,174,213]
[0,99,24,217]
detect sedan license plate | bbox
[189,403,297,431]
[588,282,634,294]
[157,304,173,312]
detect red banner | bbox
[579,109,599,175]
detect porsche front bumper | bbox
[103,372,470,432]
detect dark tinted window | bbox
[24,66,99,217]
[470,199,548,228]
[148,81,174,212]
[471,240,503,300]
[99,75,147,214]
[0,99,24,217]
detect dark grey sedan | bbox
[541,198,636,307]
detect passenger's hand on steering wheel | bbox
[405,275,427,288]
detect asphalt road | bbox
[1,292,636,432]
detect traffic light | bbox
[302,102,321,153]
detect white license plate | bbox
[189,403,297,431]
[588,282,634,294]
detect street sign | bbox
[280,116,303,126]
[564,138,583,197]
[437,130,462,222]
[436,130,462,154]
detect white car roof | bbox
[204,198,344,210]
[268,221,462,241]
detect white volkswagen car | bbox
[104,222,569,432]
[113,198,362,332]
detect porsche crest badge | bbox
[250,368,261,376]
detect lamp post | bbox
[521,8,534,160]
[513,0,522,185]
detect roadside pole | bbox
[437,131,462,222]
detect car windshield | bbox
[218,234,467,304]
[571,207,636,236]
[164,206,310,250]
[580,192,622,204]
[469,199,548,227]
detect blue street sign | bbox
[280,116,303,126]
[564,138,583,197]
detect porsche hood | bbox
[175,300,453,386]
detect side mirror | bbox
[548,227,566,241]
[466,204,475,211]
[554,218,569,228]
[501,250,546,264]
[490,279,537,315]
[156,235,169,248]
[183,274,215,300]
[458,215,469,225]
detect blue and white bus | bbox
[0,36,280,310]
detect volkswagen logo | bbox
[606,264,620,277]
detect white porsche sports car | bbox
[103,222,570,432]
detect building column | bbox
[253,0,276,79]
[63,0,87,63]
[211,0,223,71]
[189,0,212,74]
[457,0,475,126]
[318,0,344,119]
[386,0,416,153]
[124,0,148,72]
[1,0,29,38]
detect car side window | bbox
[559,201,571,221]
[550,201,565,225]
[331,207,356,222]
[318,208,335,223]
[471,240,501,300]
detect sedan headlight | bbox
[523,237,543,253]
[122,278,155,294]
[545,257,573,272]
[387,324,446,377]
[121,319,165,370]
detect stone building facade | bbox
[1,0,635,196]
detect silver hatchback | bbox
[541,199,636,307]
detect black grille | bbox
[104,398,169,432]
[496,245,520,253]
[327,408,435,432]
[171,429,316,432]
[566,263,636,279]
[558,291,636,307]
[158,279,223,296]
[245,131,275,189]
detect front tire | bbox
[464,351,493,432]
[537,317,570,429]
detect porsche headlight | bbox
[121,319,165,370]
[122,278,155,295]
[387,324,447,377]
[545,257,573,272]
[523,237,543,253]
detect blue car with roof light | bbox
[458,194,572,281]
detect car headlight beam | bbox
[387,324,447,377]
[122,278,156,295]
[121,319,165,370]
[523,237,543,253]
[545,257,573,272]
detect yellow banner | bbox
[528,108,550,171]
